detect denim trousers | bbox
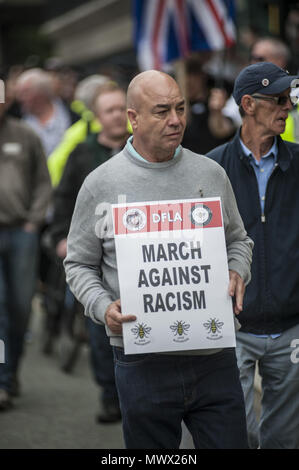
[236,324,299,449]
[0,227,38,390]
[113,347,248,449]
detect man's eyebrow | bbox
[152,100,185,110]
[152,104,170,110]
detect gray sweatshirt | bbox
[64,142,253,349]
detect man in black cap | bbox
[207,62,299,449]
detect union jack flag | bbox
[133,0,236,70]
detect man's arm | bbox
[64,181,137,332]
[208,88,236,139]
[27,133,52,226]
[64,180,136,333]
[222,174,254,284]
[221,173,254,313]
[51,145,86,253]
[63,182,113,325]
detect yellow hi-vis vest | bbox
[47,102,101,187]
[47,100,132,187]
[281,105,299,144]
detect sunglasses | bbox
[250,55,266,63]
[251,94,298,106]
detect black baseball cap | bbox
[233,62,299,105]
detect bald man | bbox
[64,71,253,449]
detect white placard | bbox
[112,198,236,354]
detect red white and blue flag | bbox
[133,0,236,70]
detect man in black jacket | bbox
[51,82,129,423]
[207,62,299,449]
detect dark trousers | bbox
[86,317,118,405]
[0,228,38,390]
[113,347,248,449]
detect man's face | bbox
[252,89,293,135]
[129,77,186,161]
[16,81,44,114]
[95,90,127,139]
[250,41,286,69]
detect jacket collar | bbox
[233,127,292,172]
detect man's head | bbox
[16,68,54,114]
[74,74,109,110]
[250,37,290,69]
[127,70,186,162]
[233,62,299,135]
[93,82,127,141]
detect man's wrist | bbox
[92,295,114,325]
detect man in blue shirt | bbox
[207,62,299,449]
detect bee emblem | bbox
[170,320,190,337]
[203,318,224,335]
[131,323,152,340]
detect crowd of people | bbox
[0,34,299,449]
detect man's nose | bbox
[168,109,180,126]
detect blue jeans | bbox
[113,347,248,449]
[0,227,38,390]
[236,325,299,449]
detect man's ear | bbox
[241,94,256,116]
[127,108,138,131]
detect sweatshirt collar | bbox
[126,136,181,164]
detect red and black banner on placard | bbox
[113,199,222,235]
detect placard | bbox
[112,198,236,354]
